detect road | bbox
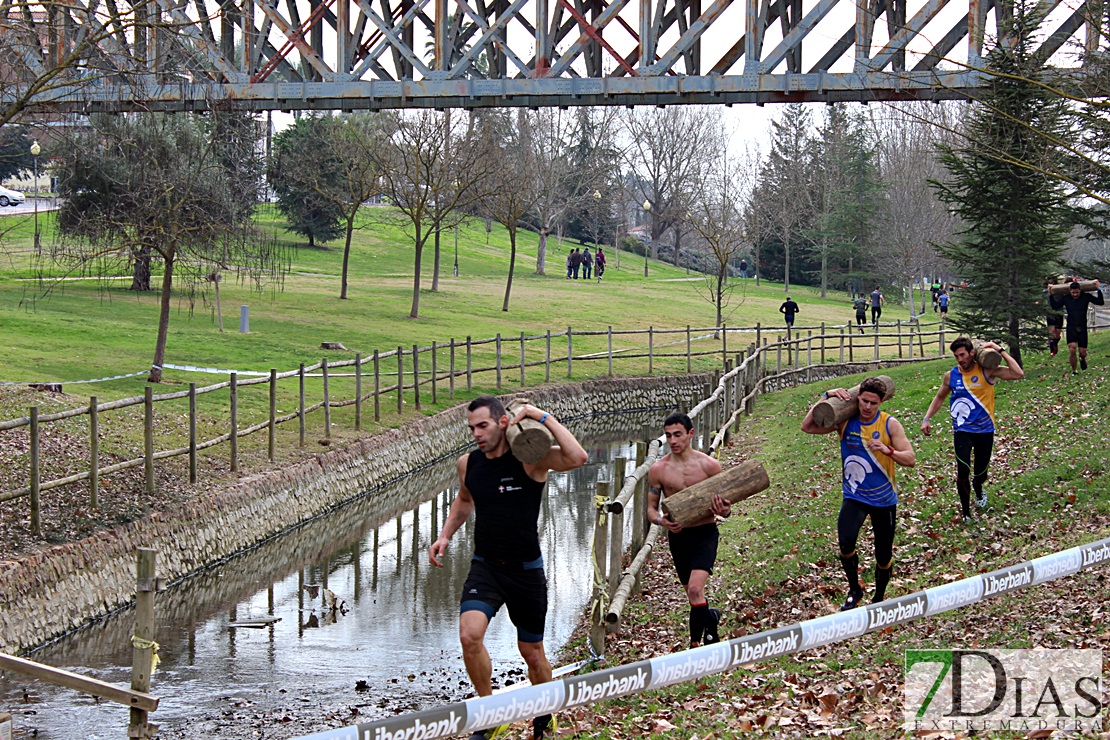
[0,197,59,216]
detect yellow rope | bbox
[131,636,160,675]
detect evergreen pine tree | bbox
[931,0,1072,365]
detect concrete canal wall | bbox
[0,376,707,653]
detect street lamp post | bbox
[30,140,41,252]
[642,199,651,278]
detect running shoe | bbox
[703,608,721,644]
[533,714,557,739]
[840,588,864,611]
[470,724,511,740]
[1081,357,1088,370]
[976,491,989,510]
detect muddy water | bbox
[0,410,664,739]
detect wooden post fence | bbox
[519,332,526,386]
[188,383,197,484]
[648,327,653,375]
[397,347,404,414]
[268,369,277,461]
[448,340,455,399]
[230,373,238,472]
[412,344,421,411]
[495,334,502,390]
[686,325,692,373]
[29,406,39,536]
[89,397,99,508]
[545,330,551,383]
[607,326,614,376]
[129,548,157,739]
[567,327,573,378]
[466,337,473,392]
[298,364,306,446]
[590,480,610,656]
[144,387,154,494]
[431,343,437,405]
[323,357,332,438]
[355,353,363,430]
[373,350,381,422]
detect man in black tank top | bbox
[429,395,587,740]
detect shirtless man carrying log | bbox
[647,412,730,648]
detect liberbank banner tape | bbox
[293,536,1110,740]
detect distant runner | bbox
[1048,280,1104,373]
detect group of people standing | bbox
[566,247,606,280]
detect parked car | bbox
[0,186,25,207]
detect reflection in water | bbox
[0,410,665,739]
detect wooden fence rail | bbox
[0,320,956,521]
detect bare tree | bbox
[51,113,285,383]
[688,143,750,327]
[623,106,722,262]
[375,110,488,318]
[868,102,962,314]
[527,108,620,275]
[484,110,543,312]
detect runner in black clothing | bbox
[780,296,800,330]
[1048,280,1104,372]
[1045,286,1064,356]
[430,396,587,740]
[853,294,868,335]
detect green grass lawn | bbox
[0,205,928,397]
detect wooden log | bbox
[809,375,895,428]
[504,399,554,464]
[1048,279,1099,296]
[661,459,771,529]
[973,341,1001,371]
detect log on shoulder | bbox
[972,341,1001,370]
[1048,279,1099,296]
[810,375,895,428]
[661,459,770,529]
[505,399,554,464]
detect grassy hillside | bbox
[555,330,1110,739]
[0,205,924,395]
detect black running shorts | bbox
[460,558,548,642]
[1066,325,1089,348]
[667,523,719,585]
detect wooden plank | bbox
[0,653,159,712]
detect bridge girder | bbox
[0,0,1101,113]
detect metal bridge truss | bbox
[0,0,1104,113]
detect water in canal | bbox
[0,410,665,739]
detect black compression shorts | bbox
[668,523,719,585]
[460,558,548,643]
[1066,325,1089,348]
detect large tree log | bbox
[810,375,895,428]
[1048,280,1100,297]
[972,341,1001,370]
[504,399,553,464]
[661,459,770,528]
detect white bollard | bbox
[239,305,250,333]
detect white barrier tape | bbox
[291,535,1110,740]
[162,363,270,376]
[0,370,149,387]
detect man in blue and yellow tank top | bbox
[803,377,916,611]
[922,338,1024,520]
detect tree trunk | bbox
[673,227,682,268]
[502,225,516,312]
[716,267,726,326]
[536,228,549,275]
[432,226,441,292]
[147,251,176,383]
[1008,313,1022,367]
[410,226,424,319]
[340,214,355,299]
[784,233,791,293]
[309,232,316,248]
[820,249,827,298]
[131,245,152,291]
